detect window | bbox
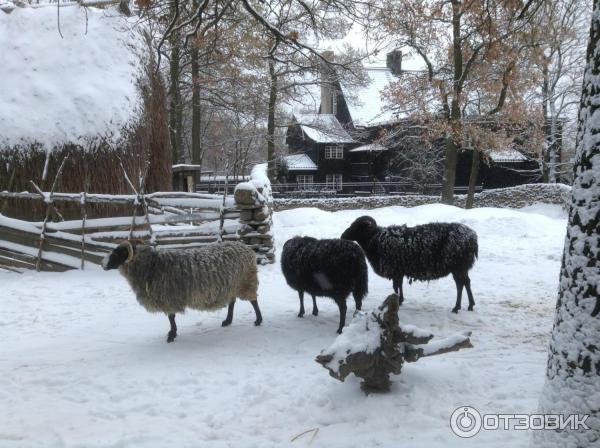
[296,175,314,190]
[326,174,343,191]
[324,145,344,159]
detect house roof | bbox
[488,149,528,163]
[284,154,318,171]
[348,143,388,152]
[0,6,143,151]
[295,113,355,144]
[343,67,399,128]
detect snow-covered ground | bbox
[0,203,566,447]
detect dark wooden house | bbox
[285,49,553,193]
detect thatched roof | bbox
[0,5,143,151]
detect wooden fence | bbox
[0,191,241,272]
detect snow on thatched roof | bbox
[0,5,143,151]
[295,113,355,144]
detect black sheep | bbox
[341,216,478,313]
[281,236,368,333]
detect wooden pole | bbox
[32,155,69,272]
[80,191,87,269]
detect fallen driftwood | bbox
[315,294,473,393]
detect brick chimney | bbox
[386,50,402,76]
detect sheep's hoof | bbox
[336,328,343,334]
[451,307,460,314]
[468,305,474,311]
[166,331,177,343]
[221,319,232,327]
[254,318,262,326]
[297,311,305,318]
[312,309,319,316]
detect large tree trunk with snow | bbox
[534,2,600,445]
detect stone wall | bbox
[273,183,571,212]
[234,172,275,265]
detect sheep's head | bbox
[341,216,378,244]
[102,240,137,270]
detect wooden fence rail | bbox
[0,191,242,272]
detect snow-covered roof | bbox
[284,154,317,171]
[0,6,143,151]
[488,149,528,163]
[295,113,355,144]
[343,67,399,127]
[348,143,388,153]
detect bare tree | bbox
[532,0,589,183]
[373,0,546,204]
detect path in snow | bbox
[0,204,566,448]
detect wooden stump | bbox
[316,294,473,393]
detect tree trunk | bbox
[191,40,202,167]
[441,137,459,204]
[465,149,479,209]
[534,3,600,445]
[548,100,558,183]
[267,56,278,182]
[541,61,550,183]
[168,12,183,165]
[441,0,463,205]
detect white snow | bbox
[0,203,568,447]
[348,143,388,152]
[343,67,398,127]
[284,153,318,170]
[0,6,143,150]
[295,113,355,143]
[488,148,528,163]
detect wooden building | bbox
[284,50,552,193]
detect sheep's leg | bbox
[298,291,305,318]
[354,293,362,311]
[312,295,319,316]
[167,314,177,343]
[452,273,464,313]
[393,276,404,305]
[335,298,347,334]
[222,298,236,327]
[251,300,263,326]
[464,274,475,311]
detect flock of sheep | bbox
[102,216,479,342]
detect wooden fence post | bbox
[31,156,69,272]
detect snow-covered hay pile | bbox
[0,5,171,218]
[0,6,140,149]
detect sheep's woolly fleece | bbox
[281,236,368,301]
[344,219,478,282]
[119,242,257,314]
